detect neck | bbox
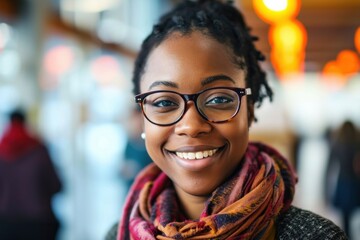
[174,185,209,220]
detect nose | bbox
[174,102,212,137]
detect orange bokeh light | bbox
[253,0,301,24]
[269,19,307,53]
[322,60,348,89]
[268,19,307,78]
[323,61,343,76]
[355,27,360,53]
[271,50,305,77]
[336,50,360,76]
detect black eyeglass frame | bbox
[135,87,252,126]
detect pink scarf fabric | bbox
[118,142,297,239]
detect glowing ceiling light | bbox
[355,27,360,53]
[322,60,347,89]
[271,50,305,78]
[253,0,301,24]
[263,0,288,11]
[336,50,359,76]
[323,61,342,76]
[269,20,307,53]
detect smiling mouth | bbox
[175,148,218,160]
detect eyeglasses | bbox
[135,87,252,126]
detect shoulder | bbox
[276,206,348,240]
[104,207,347,240]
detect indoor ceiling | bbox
[239,0,360,71]
[1,0,359,72]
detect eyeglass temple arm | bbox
[245,88,252,95]
[135,96,142,103]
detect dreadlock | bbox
[132,0,273,109]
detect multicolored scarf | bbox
[118,142,297,239]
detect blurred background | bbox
[0,0,359,239]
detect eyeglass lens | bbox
[142,88,240,125]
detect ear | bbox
[247,103,255,128]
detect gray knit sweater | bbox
[276,206,347,239]
[105,206,347,239]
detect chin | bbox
[180,181,220,197]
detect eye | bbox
[144,93,182,113]
[152,99,178,107]
[201,90,238,111]
[205,95,234,105]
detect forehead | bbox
[140,31,246,92]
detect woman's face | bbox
[140,31,251,197]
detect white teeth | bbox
[195,152,203,159]
[188,153,196,160]
[175,149,218,160]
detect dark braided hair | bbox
[132,0,273,110]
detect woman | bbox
[108,0,347,239]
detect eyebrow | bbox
[201,74,235,85]
[148,81,178,90]
[147,74,235,90]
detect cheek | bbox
[226,120,249,146]
[223,106,250,155]
[144,122,158,158]
[143,122,170,162]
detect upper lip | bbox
[167,145,224,153]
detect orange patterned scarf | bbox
[118,142,297,239]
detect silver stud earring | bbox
[141,132,146,140]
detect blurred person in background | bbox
[120,107,152,193]
[0,109,62,240]
[326,120,360,238]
